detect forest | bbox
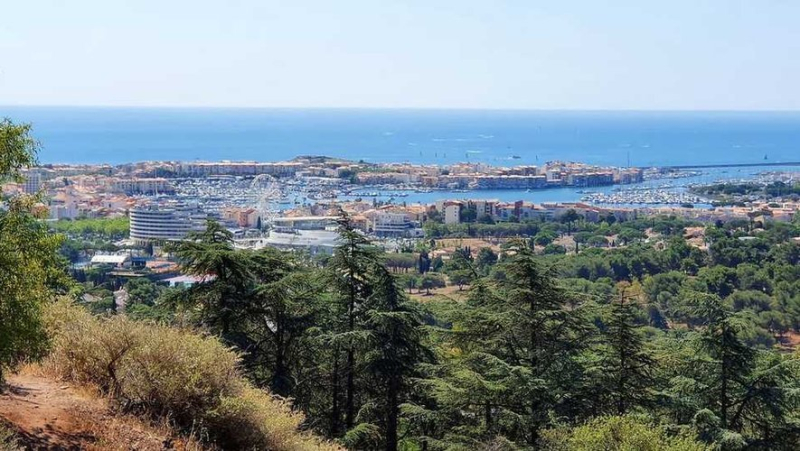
[68,211,800,450]
[2,119,800,450]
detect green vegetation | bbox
[691,181,800,206]
[51,216,129,239]
[43,299,339,451]
[3,121,800,450]
[540,415,709,450]
[149,215,800,449]
[0,120,66,384]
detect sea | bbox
[3,106,800,167]
[2,106,799,205]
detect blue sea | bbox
[2,106,800,167]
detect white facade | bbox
[129,205,208,243]
[111,178,174,195]
[371,211,411,237]
[444,203,461,224]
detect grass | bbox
[0,423,19,451]
[42,298,340,451]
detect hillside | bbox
[1,369,197,450]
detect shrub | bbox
[539,415,708,451]
[0,423,20,451]
[42,299,339,450]
[210,386,339,450]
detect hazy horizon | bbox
[4,105,800,113]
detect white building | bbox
[370,211,412,237]
[443,201,462,224]
[110,178,174,195]
[129,204,209,243]
[90,253,131,268]
[260,216,340,254]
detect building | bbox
[222,207,260,228]
[271,216,338,230]
[261,216,340,254]
[175,161,300,177]
[22,170,43,194]
[129,204,209,243]
[368,210,422,237]
[90,253,131,268]
[110,178,175,195]
[443,201,462,224]
[468,199,500,219]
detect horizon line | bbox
[3,104,800,114]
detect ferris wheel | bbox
[250,174,282,229]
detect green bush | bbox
[540,415,708,451]
[42,299,339,451]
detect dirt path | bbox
[0,372,184,450]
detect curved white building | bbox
[130,204,208,243]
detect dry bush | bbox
[122,324,241,424]
[0,423,20,451]
[210,386,341,451]
[42,299,340,451]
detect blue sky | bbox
[1,0,799,110]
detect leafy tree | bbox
[560,209,582,236]
[0,119,66,383]
[417,250,431,274]
[420,273,446,294]
[540,415,708,451]
[475,247,498,270]
[544,243,567,255]
[573,231,593,253]
[534,230,558,246]
[124,278,160,306]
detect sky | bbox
[1,0,799,110]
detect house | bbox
[90,253,131,268]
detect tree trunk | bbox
[385,377,400,451]
[330,351,341,435]
[345,348,355,429]
[720,351,728,429]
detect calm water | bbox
[2,106,800,167]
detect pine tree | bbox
[362,264,432,451]
[499,240,590,444]
[602,282,655,415]
[169,220,252,337]
[692,293,754,431]
[418,240,591,447]
[326,212,378,434]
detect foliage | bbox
[0,119,66,383]
[51,217,130,239]
[42,299,340,450]
[539,415,708,451]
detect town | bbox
[4,156,797,266]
